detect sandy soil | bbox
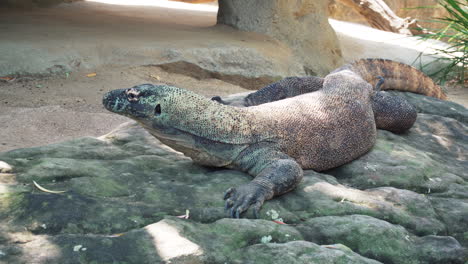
[0,1,466,152]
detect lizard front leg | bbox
[212,76,324,107]
[224,147,303,218]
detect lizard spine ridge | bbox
[336,58,447,100]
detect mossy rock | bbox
[0,93,466,263]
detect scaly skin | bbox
[103,59,443,218]
[334,58,447,100]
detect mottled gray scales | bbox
[103,59,446,218]
[243,76,324,107]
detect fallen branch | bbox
[336,0,430,35]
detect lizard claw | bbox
[229,208,241,219]
[211,96,229,105]
[223,183,269,218]
[223,187,235,200]
[224,199,234,211]
[375,76,385,91]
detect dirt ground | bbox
[0,65,248,152]
[0,0,466,153]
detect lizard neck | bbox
[158,91,271,145]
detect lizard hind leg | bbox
[372,91,417,133]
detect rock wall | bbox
[0,0,81,8]
[218,0,344,77]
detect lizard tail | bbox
[335,58,447,100]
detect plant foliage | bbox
[417,0,467,84]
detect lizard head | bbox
[103,83,247,144]
[103,83,191,135]
[103,83,251,165]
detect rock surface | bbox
[0,92,467,263]
[218,0,343,76]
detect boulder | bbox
[218,0,344,76]
[0,92,466,263]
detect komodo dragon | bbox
[103,59,446,218]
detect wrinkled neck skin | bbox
[139,121,246,167]
[159,90,260,143]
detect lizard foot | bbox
[223,183,270,219]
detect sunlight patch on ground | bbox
[304,182,380,209]
[86,0,218,12]
[329,19,451,56]
[146,220,203,261]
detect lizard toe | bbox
[223,183,271,218]
[224,198,234,211]
[223,187,235,200]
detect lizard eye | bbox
[155,104,161,116]
[125,88,140,102]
